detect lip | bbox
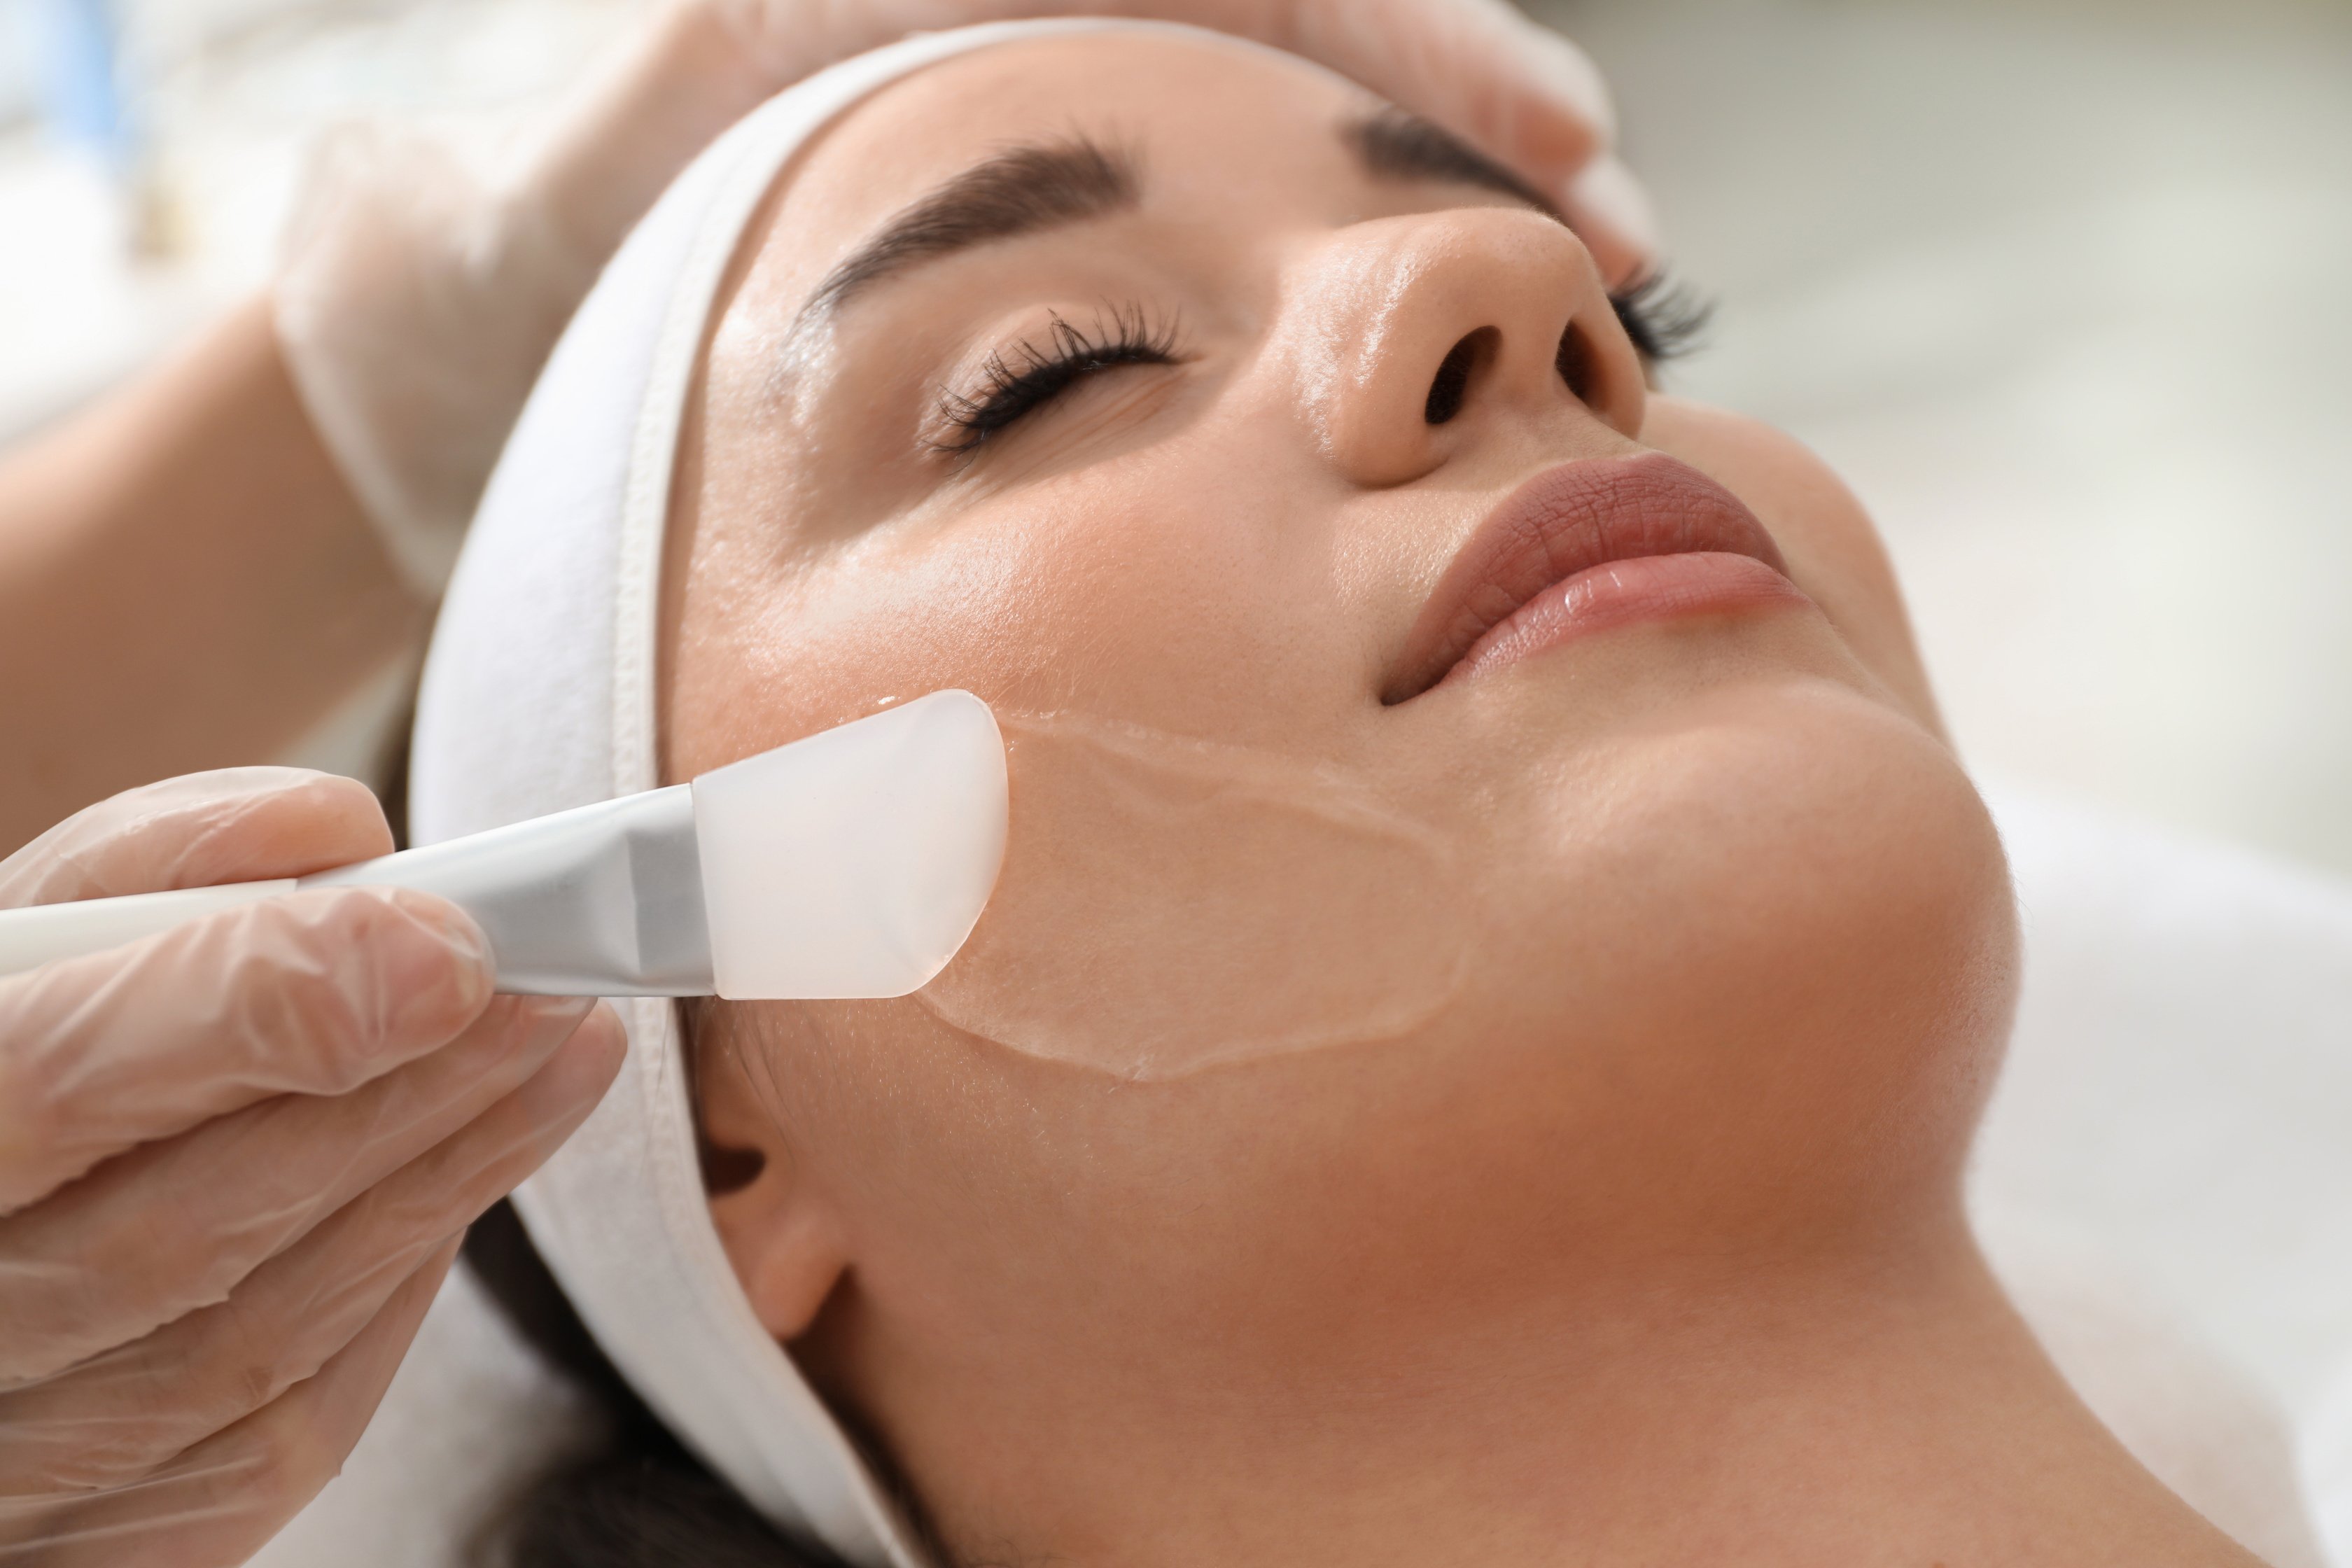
[1382,453,1805,701]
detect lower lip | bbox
[1443,551,1811,688]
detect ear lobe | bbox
[711,1175,853,1340]
[697,1024,853,1341]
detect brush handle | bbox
[0,881,300,976]
[0,786,713,994]
[0,690,1000,997]
[306,789,710,995]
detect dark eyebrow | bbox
[1342,108,1564,222]
[801,136,1141,320]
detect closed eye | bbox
[933,306,1185,457]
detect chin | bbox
[1441,666,2019,1252]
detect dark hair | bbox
[461,1201,856,1568]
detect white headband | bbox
[408,20,1255,1564]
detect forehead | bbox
[733,32,1373,320]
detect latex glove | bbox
[0,770,623,1568]
[274,0,1653,599]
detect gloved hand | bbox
[0,770,623,1567]
[274,0,1653,599]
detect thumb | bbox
[1169,0,1656,281]
[1282,0,1612,183]
[0,770,393,908]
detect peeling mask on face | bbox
[918,711,1474,1079]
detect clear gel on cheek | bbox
[917,711,1472,1079]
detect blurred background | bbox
[1555,0,2352,880]
[2,0,2347,874]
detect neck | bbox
[960,1219,2260,1568]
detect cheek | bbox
[668,420,1352,780]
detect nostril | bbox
[1424,328,1497,426]
[1556,322,1600,407]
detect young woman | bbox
[417,20,2289,1567]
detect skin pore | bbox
[659,31,2262,1568]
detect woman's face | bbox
[664,29,2017,1548]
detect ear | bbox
[696,1014,853,1342]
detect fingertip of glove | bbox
[1513,21,1617,148]
[393,890,498,1008]
[322,886,497,1033]
[1564,154,1660,288]
[502,993,600,1064]
[573,1002,629,1087]
[514,992,598,1026]
[522,1003,626,1133]
[216,769,399,879]
[1448,26,1616,202]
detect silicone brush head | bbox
[692,690,1009,1000]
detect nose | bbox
[1281,208,1646,489]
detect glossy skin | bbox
[662,33,2253,1568]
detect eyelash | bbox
[929,272,1709,456]
[1610,272,1712,364]
[934,304,1184,456]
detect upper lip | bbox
[1382,452,1792,702]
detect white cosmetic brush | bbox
[0,690,1007,1000]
